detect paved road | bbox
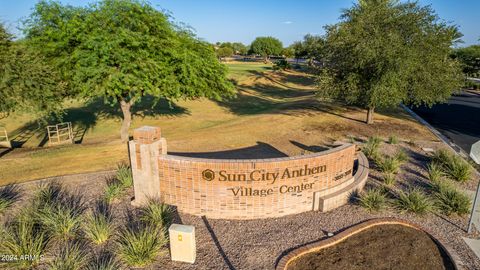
[412,90,480,154]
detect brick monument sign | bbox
[129,126,369,219]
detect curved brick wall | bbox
[129,126,368,219]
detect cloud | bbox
[282,21,293,25]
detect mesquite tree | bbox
[317,0,463,124]
[24,0,235,141]
[249,37,283,63]
[0,23,64,120]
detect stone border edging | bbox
[275,217,461,270]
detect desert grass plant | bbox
[376,155,402,174]
[362,136,382,159]
[116,163,133,188]
[426,162,445,183]
[0,183,21,214]
[0,213,50,269]
[432,149,472,182]
[84,200,115,245]
[358,189,388,212]
[432,180,471,216]
[116,225,168,268]
[104,178,125,203]
[388,135,399,144]
[394,149,408,163]
[33,181,63,209]
[395,188,433,215]
[36,191,86,241]
[47,240,89,270]
[139,199,173,230]
[382,173,396,186]
[87,250,122,270]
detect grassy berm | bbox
[0,62,434,184]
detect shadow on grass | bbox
[1,96,189,151]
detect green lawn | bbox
[0,62,434,184]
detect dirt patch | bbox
[287,224,454,270]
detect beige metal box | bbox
[169,224,196,264]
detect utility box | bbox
[169,224,196,264]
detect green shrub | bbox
[432,149,472,182]
[426,162,445,183]
[395,188,433,215]
[104,179,124,203]
[376,155,401,174]
[433,181,471,216]
[116,163,133,188]
[36,192,86,241]
[139,199,173,230]
[84,203,114,245]
[362,136,382,159]
[388,135,399,144]
[0,214,50,269]
[48,241,88,270]
[273,59,291,70]
[382,173,396,186]
[116,225,167,267]
[445,156,472,182]
[358,189,387,212]
[33,181,63,209]
[394,149,408,163]
[87,251,122,270]
[0,183,21,214]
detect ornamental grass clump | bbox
[139,199,173,231]
[431,180,471,216]
[116,163,133,188]
[0,183,21,214]
[358,189,388,212]
[432,149,472,182]
[426,162,445,183]
[388,135,399,144]
[395,188,433,215]
[0,212,50,269]
[104,178,124,203]
[47,240,89,270]
[382,173,396,186]
[394,149,408,163]
[87,250,122,270]
[362,136,382,159]
[35,185,86,241]
[84,200,115,245]
[116,225,168,268]
[435,187,471,216]
[376,155,402,174]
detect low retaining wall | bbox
[275,217,461,270]
[129,126,369,219]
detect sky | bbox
[1,0,479,47]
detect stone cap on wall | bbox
[133,126,162,144]
[160,143,354,163]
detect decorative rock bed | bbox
[276,218,460,270]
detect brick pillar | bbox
[129,126,167,206]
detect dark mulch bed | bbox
[287,224,454,270]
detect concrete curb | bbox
[400,104,468,158]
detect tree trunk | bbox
[366,107,375,124]
[120,99,133,142]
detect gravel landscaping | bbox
[5,139,480,270]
